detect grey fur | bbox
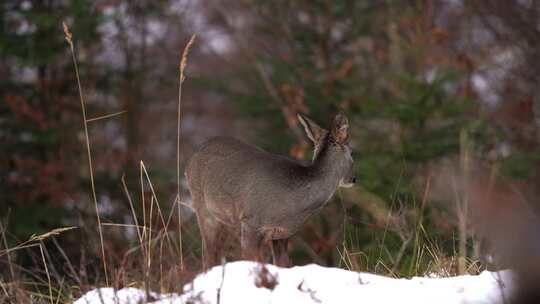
[186,113,355,268]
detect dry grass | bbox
[0,224,78,302]
[336,171,483,278]
[63,21,108,286]
[176,34,197,272]
[0,23,202,302]
[62,22,196,292]
[338,220,483,279]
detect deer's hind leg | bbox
[196,208,226,270]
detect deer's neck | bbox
[303,143,342,209]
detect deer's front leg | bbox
[272,239,291,267]
[241,223,265,262]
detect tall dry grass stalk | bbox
[176,34,196,271]
[63,21,109,285]
[38,243,53,304]
[0,221,15,281]
[457,129,471,275]
[135,160,189,292]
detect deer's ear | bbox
[331,112,349,144]
[297,113,326,144]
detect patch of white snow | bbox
[74,261,516,304]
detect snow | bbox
[74,261,516,304]
[73,287,171,304]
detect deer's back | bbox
[186,136,317,233]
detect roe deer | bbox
[186,113,355,268]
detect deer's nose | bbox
[351,177,357,184]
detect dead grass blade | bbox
[176,34,196,271]
[0,227,77,257]
[63,21,109,285]
[51,237,81,286]
[38,243,53,304]
[86,110,128,123]
[140,161,168,230]
[121,175,144,246]
[0,220,15,280]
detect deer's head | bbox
[297,112,356,188]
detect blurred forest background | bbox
[2,0,540,298]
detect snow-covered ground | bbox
[74,261,515,304]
